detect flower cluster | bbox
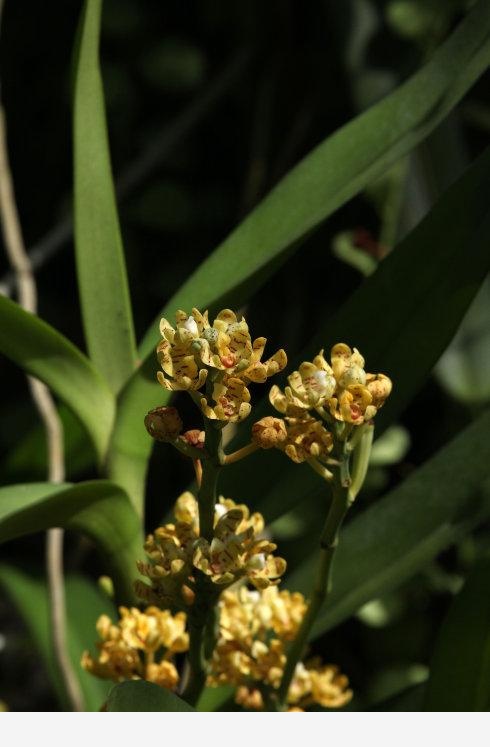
[254,344,392,465]
[81,606,189,690]
[208,586,352,711]
[156,308,287,422]
[135,492,286,607]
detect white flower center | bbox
[339,365,366,388]
[214,503,227,519]
[308,370,335,398]
[248,553,266,570]
[183,316,198,335]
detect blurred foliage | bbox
[0,0,488,711]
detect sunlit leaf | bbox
[0,294,115,464]
[108,1,490,511]
[106,680,195,712]
[73,0,137,393]
[221,146,490,517]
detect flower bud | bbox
[97,575,114,599]
[144,406,183,442]
[366,373,392,407]
[251,416,288,449]
[182,429,205,449]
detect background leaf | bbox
[435,277,490,404]
[424,555,490,711]
[221,146,490,516]
[107,0,490,510]
[285,409,490,639]
[106,680,196,712]
[0,481,143,603]
[0,294,115,464]
[138,0,490,359]
[73,0,137,393]
[0,565,117,712]
[0,405,95,483]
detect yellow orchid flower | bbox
[155,308,287,420]
[81,606,189,691]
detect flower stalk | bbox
[183,415,225,705]
[86,311,391,712]
[277,450,352,707]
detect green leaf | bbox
[0,566,117,711]
[0,481,143,603]
[139,0,490,360]
[106,681,196,712]
[424,556,490,711]
[73,0,137,393]
[0,404,95,482]
[108,0,490,510]
[221,146,490,518]
[435,277,490,404]
[285,409,490,639]
[372,684,426,712]
[197,685,234,712]
[0,294,115,464]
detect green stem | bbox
[183,620,207,705]
[349,424,374,501]
[172,437,206,461]
[277,462,352,706]
[306,457,333,481]
[223,441,259,465]
[182,416,224,706]
[198,418,224,541]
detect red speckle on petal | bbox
[350,405,362,421]
[220,354,236,368]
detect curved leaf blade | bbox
[109,1,490,508]
[0,294,115,463]
[285,410,490,639]
[221,146,490,518]
[106,680,195,712]
[0,566,117,712]
[73,0,137,392]
[139,0,490,360]
[424,556,490,711]
[0,481,143,604]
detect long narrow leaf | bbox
[73,0,137,392]
[0,294,115,463]
[221,146,490,518]
[106,681,196,712]
[139,0,490,360]
[285,410,490,640]
[108,1,490,510]
[0,481,143,603]
[424,556,490,711]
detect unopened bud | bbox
[97,575,114,599]
[366,374,392,407]
[181,584,195,606]
[182,429,205,449]
[145,406,183,441]
[251,416,287,449]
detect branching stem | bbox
[277,453,352,707]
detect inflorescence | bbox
[82,308,392,711]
